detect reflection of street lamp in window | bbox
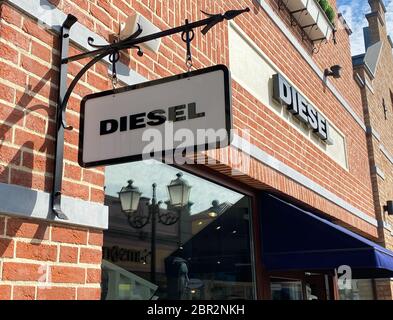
[167,173,191,208]
[208,200,220,218]
[118,180,142,213]
[118,172,191,284]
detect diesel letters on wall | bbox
[273,74,332,143]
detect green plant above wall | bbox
[277,0,338,51]
[318,0,329,11]
[318,0,335,24]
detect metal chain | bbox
[181,20,195,73]
[109,50,120,89]
[186,57,193,72]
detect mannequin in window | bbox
[306,284,318,300]
[165,256,190,300]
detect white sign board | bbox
[79,65,232,168]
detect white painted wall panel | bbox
[228,23,348,169]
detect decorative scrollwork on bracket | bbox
[158,210,180,226]
[127,211,150,229]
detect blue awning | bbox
[261,193,393,278]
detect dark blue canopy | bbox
[261,193,393,278]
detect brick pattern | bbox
[0,215,103,300]
[0,3,105,202]
[231,81,374,217]
[265,0,364,119]
[354,0,393,300]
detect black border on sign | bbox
[78,64,232,168]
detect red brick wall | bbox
[0,2,105,299]
[355,0,393,300]
[264,0,364,119]
[0,216,102,300]
[0,3,106,202]
[224,1,374,221]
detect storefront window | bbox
[270,278,303,300]
[338,279,375,300]
[270,273,333,300]
[101,160,256,300]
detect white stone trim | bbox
[0,183,108,229]
[380,144,393,165]
[255,0,367,132]
[355,73,365,88]
[365,78,375,94]
[379,220,393,236]
[232,135,378,227]
[372,166,385,180]
[383,221,392,232]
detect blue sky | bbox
[337,0,393,55]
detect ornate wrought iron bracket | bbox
[52,14,77,220]
[312,27,337,53]
[332,27,338,45]
[52,8,250,219]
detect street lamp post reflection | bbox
[118,172,191,284]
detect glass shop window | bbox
[101,160,256,300]
[270,278,303,300]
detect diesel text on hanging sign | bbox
[100,103,205,135]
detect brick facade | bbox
[0,0,389,300]
[353,0,393,300]
[0,216,102,300]
[0,1,105,299]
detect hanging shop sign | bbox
[79,65,232,168]
[52,9,248,220]
[273,74,332,143]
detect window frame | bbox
[174,163,263,299]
